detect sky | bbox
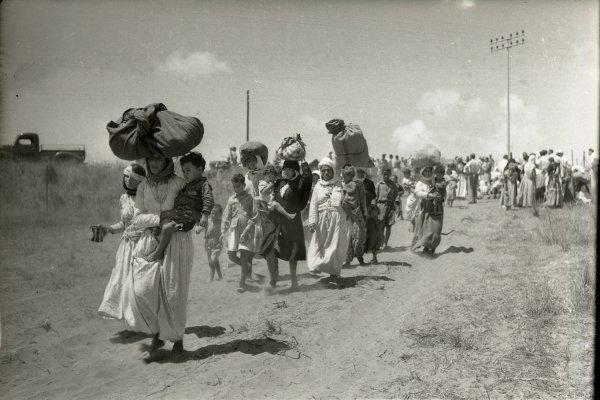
[1,0,598,165]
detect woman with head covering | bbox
[501,158,521,210]
[544,157,563,208]
[517,153,537,207]
[272,159,312,291]
[98,163,146,321]
[402,168,418,231]
[127,157,197,358]
[411,165,445,254]
[307,158,351,279]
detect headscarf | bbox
[317,157,339,187]
[145,157,175,186]
[122,163,146,196]
[247,155,265,175]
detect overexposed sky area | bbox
[1,0,598,164]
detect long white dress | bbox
[124,175,194,342]
[307,180,350,276]
[98,194,142,319]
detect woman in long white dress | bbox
[307,158,351,279]
[126,157,196,357]
[98,164,146,320]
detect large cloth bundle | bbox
[326,118,374,169]
[106,103,204,161]
[239,141,268,167]
[410,144,441,168]
[277,133,306,161]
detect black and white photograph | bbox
[0,0,597,398]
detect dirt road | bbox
[0,199,593,399]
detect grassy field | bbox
[0,161,595,399]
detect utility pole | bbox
[490,30,525,158]
[246,90,250,141]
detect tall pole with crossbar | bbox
[490,30,525,158]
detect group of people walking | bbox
[94,138,452,359]
[95,138,596,361]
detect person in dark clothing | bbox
[273,160,312,291]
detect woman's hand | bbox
[308,223,317,233]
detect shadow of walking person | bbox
[142,337,292,364]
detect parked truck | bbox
[0,133,86,162]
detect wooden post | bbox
[246,90,250,142]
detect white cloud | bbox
[418,89,486,119]
[459,0,475,10]
[393,120,437,154]
[156,50,231,76]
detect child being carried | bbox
[145,152,214,261]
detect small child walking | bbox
[364,205,382,264]
[145,152,213,261]
[221,174,255,293]
[198,204,224,282]
[445,171,458,207]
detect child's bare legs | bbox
[289,260,299,291]
[383,224,392,248]
[264,249,279,295]
[236,250,252,292]
[145,221,176,262]
[208,252,222,282]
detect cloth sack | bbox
[107,103,204,161]
[277,133,306,161]
[239,141,268,167]
[410,144,441,168]
[326,119,374,169]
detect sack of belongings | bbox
[326,118,374,169]
[276,133,306,161]
[239,141,268,167]
[410,144,441,168]
[106,103,204,161]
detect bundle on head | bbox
[277,133,306,161]
[239,141,268,167]
[410,144,441,168]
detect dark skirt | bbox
[276,213,306,261]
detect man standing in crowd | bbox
[465,153,482,203]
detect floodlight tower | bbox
[490,30,525,157]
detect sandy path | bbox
[0,199,592,399]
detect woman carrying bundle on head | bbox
[307,158,351,281]
[272,159,312,291]
[411,164,445,254]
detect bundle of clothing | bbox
[326,118,374,171]
[106,103,204,160]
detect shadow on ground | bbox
[299,275,395,291]
[185,325,227,339]
[142,337,291,364]
[109,330,152,344]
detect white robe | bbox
[124,175,194,342]
[306,180,350,276]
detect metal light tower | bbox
[490,30,525,157]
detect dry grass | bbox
[524,278,564,318]
[0,160,246,227]
[535,204,596,251]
